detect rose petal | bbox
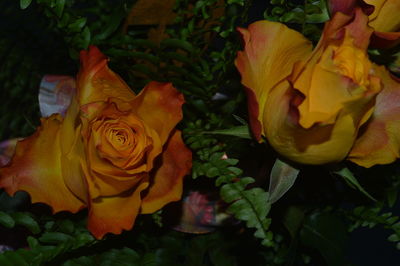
[370,31,400,48]
[329,0,358,15]
[364,0,400,48]
[295,9,376,129]
[60,98,88,202]
[263,80,376,164]
[0,114,84,213]
[234,21,313,140]
[366,0,400,32]
[349,65,400,167]
[141,130,192,214]
[77,46,136,107]
[80,102,163,197]
[87,179,149,239]
[129,82,185,144]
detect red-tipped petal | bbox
[130,82,185,145]
[141,130,192,214]
[77,46,136,106]
[349,65,400,167]
[235,21,312,139]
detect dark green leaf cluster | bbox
[220,178,273,247]
[0,213,95,266]
[346,203,400,250]
[0,211,40,234]
[63,247,146,266]
[184,118,273,247]
[264,0,327,41]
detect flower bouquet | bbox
[0,0,399,265]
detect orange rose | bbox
[0,46,192,239]
[236,8,400,166]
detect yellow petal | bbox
[295,9,376,129]
[87,179,149,239]
[0,115,84,213]
[263,80,376,164]
[235,20,312,140]
[366,0,400,32]
[58,98,88,203]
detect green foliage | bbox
[20,0,33,9]
[184,116,273,247]
[63,247,142,266]
[264,0,328,41]
[300,212,347,266]
[0,211,40,233]
[345,202,400,250]
[0,213,96,266]
[334,167,376,201]
[220,178,273,247]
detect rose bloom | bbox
[329,0,400,47]
[235,8,400,167]
[0,46,192,239]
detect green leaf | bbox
[334,167,376,201]
[203,125,252,139]
[268,159,299,204]
[305,0,330,23]
[67,17,87,32]
[98,248,140,265]
[280,8,304,23]
[11,212,40,234]
[388,234,400,242]
[80,26,91,49]
[227,0,244,6]
[0,211,15,228]
[27,236,39,249]
[387,187,398,208]
[92,7,125,41]
[300,212,347,266]
[220,178,272,245]
[1,250,29,266]
[206,167,220,178]
[58,219,75,234]
[39,232,74,244]
[20,0,32,9]
[161,39,196,54]
[283,206,305,239]
[232,114,247,125]
[54,0,65,17]
[220,177,255,202]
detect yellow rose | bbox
[235,8,400,166]
[0,46,192,239]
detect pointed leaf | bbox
[11,212,40,234]
[20,0,32,9]
[334,167,376,201]
[204,126,252,139]
[268,159,299,204]
[0,211,15,228]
